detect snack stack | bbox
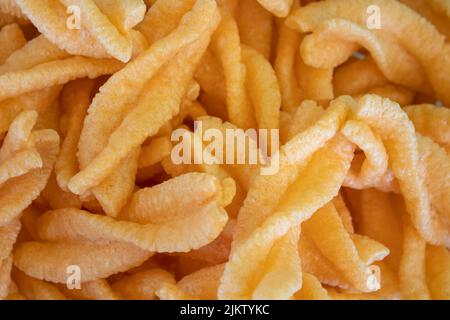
[0,0,449,300]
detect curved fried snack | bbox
[111,268,175,300]
[426,245,450,300]
[405,104,450,151]
[365,84,415,106]
[59,0,132,62]
[36,202,228,253]
[427,0,450,20]
[55,79,94,192]
[287,0,445,64]
[399,216,430,300]
[355,190,403,272]
[94,0,146,34]
[293,272,330,300]
[274,13,301,112]
[295,49,334,105]
[61,279,119,300]
[137,0,196,44]
[41,172,81,210]
[123,173,230,223]
[354,95,449,247]
[0,256,14,299]
[220,132,354,299]
[70,0,220,197]
[212,9,256,129]
[303,202,387,292]
[256,0,292,17]
[15,0,109,58]
[0,56,122,102]
[12,268,66,300]
[177,264,225,299]
[14,240,152,284]
[400,0,450,39]
[0,148,42,185]
[287,0,449,105]
[237,0,273,59]
[0,220,21,262]
[341,120,389,191]
[0,0,26,20]
[417,135,450,225]
[241,45,280,131]
[0,35,69,75]
[0,129,59,227]
[0,23,26,64]
[334,58,388,97]
[300,19,427,92]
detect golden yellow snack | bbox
[334,58,388,97]
[14,240,152,284]
[426,245,450,300]
[405,104,450,151]
[0,0,448,302]
[0,129,59,227]
[0,255,13,299]
[0,24,26,64]
[212,9,255,129]
[241,45,280,131]
[61,279,119,300]
[12,268,66,300]
[70,0,220,197]
[294,273,330,300]
[55,79,94,192]
[111,268,175,300]
[0,56,122,102]
[94,0,146,35]
[237,0,273,59]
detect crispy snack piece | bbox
[274,5,301,112]
[426,245,450,300]
[256,0,292,17]
[237,0,273,59]
[303,203,387,292]
[123,173,231,223]
[405,104,450,151]
[137,0,196,44]
[293,273,330,300]
[94,0,146,34]
[12,268,66,300]
[354,95,449,247]
[59,0,132,62]
[0,23,26,64]
[14,240,152,284]
[0,255,13,299]
[334,58,388,97]
[111,268,175,300]
[241,45,280,131]
[61,279,119,300]
[55,79,94,192]
[212,9,256,129]
[220,119,354,299]
[300,19,427,92]
[0,56,122,102]
[0,35,69,75]
[36,201,229,253]
[15,0,109,58]
[0,129,59,227]
[399,216,430,300]
[177,264,225,299]
[70,0,220,198]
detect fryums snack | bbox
[0,0,449,301]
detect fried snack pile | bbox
[0,0,449,300]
